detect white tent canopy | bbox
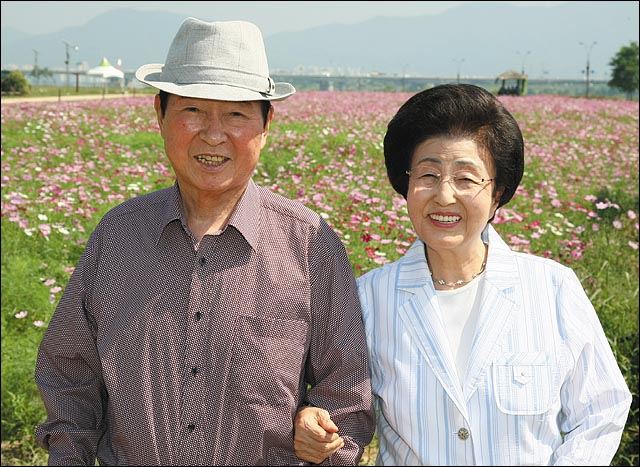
[87,57,124,79]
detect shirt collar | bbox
[397,224,516,293]
[155,183,184,244]
[155,180,260,251]
[226,179,260,251]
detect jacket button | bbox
[457,427,470,440]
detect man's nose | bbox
[199,118,226,145]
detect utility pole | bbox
[401,64,407,91]
[32,49,39,84]
[579,41,597,98]
[516,50,531,74]
[453,58,465,84]
[62,40,78,89]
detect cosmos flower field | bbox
[1,91,638,465]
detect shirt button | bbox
[198,257,206,266]
[187,424,196,433]
[191,367,198,376]
[457,427,470,440]
[195,311,202,321]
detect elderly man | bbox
[35,18,374,466]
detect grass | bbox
[1,92,638,465]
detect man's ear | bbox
[261,105,274,149]
[154,94,164,132]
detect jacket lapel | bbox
[463,226,521,401]
[396,240,469,417]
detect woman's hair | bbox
[384,84,524,210]
[157,90,272,128]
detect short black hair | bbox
[384,84,524,211]
[157,90,272,128]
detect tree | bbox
[30,66,54,83]
[608,41,639,99]
[0,70,30,95]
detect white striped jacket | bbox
[357,225,631,465]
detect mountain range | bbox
[1,1,638,79]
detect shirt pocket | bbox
[229,315,309,406]
[492,351,555,415]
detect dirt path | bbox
[1,92,151,105]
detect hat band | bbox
[163,65,275,95]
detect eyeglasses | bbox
[405,169,494,194]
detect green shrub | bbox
[1,70,30,95]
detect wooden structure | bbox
[496,70,528,96]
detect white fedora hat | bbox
[136,17,295,101]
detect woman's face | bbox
[406,136,501,255]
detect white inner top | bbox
[435,272,485,384]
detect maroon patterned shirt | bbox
[35,180,375,465]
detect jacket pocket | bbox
[492,351,556,415]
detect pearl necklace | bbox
[431,260,487,288]
[427,243,488,289]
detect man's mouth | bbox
[195,155,227,167]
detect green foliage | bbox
[29,66,53,81]
[609,42,640,99]
[1,70,30,95]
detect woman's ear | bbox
[491,187,505,218]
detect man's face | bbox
[155,94,272,200]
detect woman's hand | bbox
[294,406,344,464]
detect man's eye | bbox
[185,107,199,112]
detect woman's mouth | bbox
[429,213,461,224]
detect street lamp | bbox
[63,40,79,89]
[453,58,465,84]
[516,50,531,74]
[32,49,39,85]
[579,41,597,98]
[401,63,407,91]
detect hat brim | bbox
[135,64,295,101]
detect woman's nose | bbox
[433,177,458,203]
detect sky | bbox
[1,1,570,36]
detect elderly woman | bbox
[293,84,631,465]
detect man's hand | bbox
[294,406,344,464]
